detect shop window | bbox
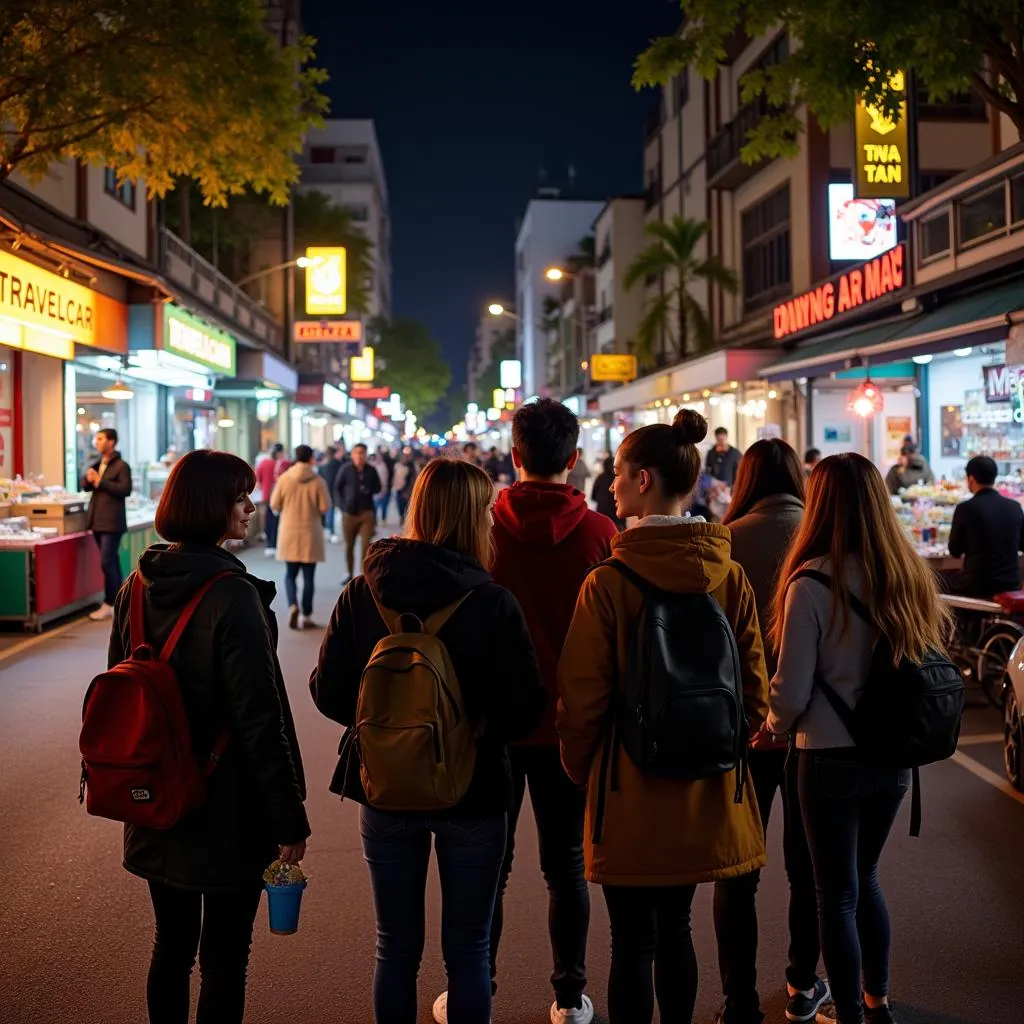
[1011,174,1024,226]
[918,211,951,262]
[958,185,1007,246]
[103,168,136,209]
[741,184,791,311]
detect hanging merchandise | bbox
[849,379,885,418]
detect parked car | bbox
[1003,636,1024,790]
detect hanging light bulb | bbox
[217,407,235,428]
[101,378,134,401]
[849,379,884,418]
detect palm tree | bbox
[624,217,738,369]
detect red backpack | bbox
[79,571,232,829]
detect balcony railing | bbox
[707,98,772,190]
[159,228,285,353]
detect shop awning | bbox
[762,278,1024,380]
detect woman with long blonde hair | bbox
[767,453,951,1024]
[311,456,545,1024]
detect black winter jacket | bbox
[310,537,546,818]
[84,452,132,533]
[334,462,382,516]
[109,544,310,892]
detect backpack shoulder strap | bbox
[158,571,236,662]
[424,592,472,636]
[370,588,401,635]
[593,558,660,598]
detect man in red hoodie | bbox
[488,399,616,1024]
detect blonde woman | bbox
[769,453,952,1024]
[311,457,545,1024]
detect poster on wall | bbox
[828,184,898,261]
[941,405,964,457]
[823,423,853,444]
[885,415,913,466]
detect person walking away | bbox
[707,427,742,488]
[310,458,546,1024]
[945,455,1024,597]
[107,449,309,1024]
[271,445,331,630]
[335,443,382,584]
[320,446,347,543]
[884,443,934,495]
[85,428,133,621]
[476,400,617,1024]
[591,456,624,530]
[558,409,769,1024]
[373,451,394,525]
[566,448,589,493]
[255,443,285,556]
[715,440,828,1024]
[392,450,417,525]
[804,449,822,477]
[767,453,953,1024]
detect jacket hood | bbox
[494,482,590,547]
[610,521,734,594]
[138,544,272,611]
[284,461,318,483]
[362,537,491,617]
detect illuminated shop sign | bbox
[163,305,237,376]
[854,71,910,199]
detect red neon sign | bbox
[773,243,906,342]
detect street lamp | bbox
[545,267,568,282]
[235,254,324,287]
[488,302,508,317]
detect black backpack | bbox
[591,559,748,841]
[794,570,965,835]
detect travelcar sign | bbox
[773,244,906,342]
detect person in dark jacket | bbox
[108,449,310,1024]
[84,428,133,621]
[947,455,1024,597]
[884,444,934,495]
[486,399,616,1024]
[717,440,829,1024]
[591,455,624,530]
[334,443,382,584]
[319,445,348,540]
[311,457,546,1024]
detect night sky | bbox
[302,0,680,387]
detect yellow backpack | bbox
[355,594,478,811]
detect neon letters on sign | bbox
[772,244,906,342]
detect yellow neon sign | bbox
[305,246,347,316]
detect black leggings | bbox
[602,884,698,1024]
[147,881,263,1024]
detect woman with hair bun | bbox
[557,409,770,1024]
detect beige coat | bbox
[270,462,331,564]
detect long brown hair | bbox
[404,457,495,568]
[723,439,805,525]
[770,452,951,664]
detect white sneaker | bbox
[264,547,276,557]
[330,535,339,544]
[551,995,594,1024]
[432,992,448,1024]
[89,603,114,621]
[299,615,319,630]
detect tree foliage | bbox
[369,317,452,420]
[624,218,738,368]
[0,0,329,204]
[634,0,1024,161]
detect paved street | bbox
[2,537,1023,1024]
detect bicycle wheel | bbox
[976,623,1022,708]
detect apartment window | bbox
[741,184,791,311]
[673,71,689,115]
[343,151,367,165]
[918,212,952,262]
[918,171,956,195]
[959,185,1007,246]
[103,167,136,209]
[310,147,335,164]
[1011,174,1024,225]
[916,85,987,121]
[346,204,370,222]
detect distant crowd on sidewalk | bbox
[86,396,964,1024]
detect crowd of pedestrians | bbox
[93,398,959,1024]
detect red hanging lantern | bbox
[849,379,884,418]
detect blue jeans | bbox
[360,805,507,1024]
[375,492,392,523]
[798,750,910,1024]
[93,531,123,605]
[284,562,315,616]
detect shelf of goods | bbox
[897,479,1024,569]
[0,484,159,631]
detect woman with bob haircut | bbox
[714,440,829,1024]
[557,409,769,1024]
[107,449,310,1024]
[768,453,952,1024]
[311,456,546,1024]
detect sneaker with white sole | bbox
[787,979,832,1022]
[300,615,319,630]
[288,605,300,630]
[264,547,276,557]
[89,603,114,621]
[432,991,494,1024]
[551,995,594,1024]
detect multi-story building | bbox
[514,191,604,398]
[593,196,647,359]
[546,267,596,400]
[468,308,513,407]
[298,120,392,322]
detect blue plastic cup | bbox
[265,880,307,935]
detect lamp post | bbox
[234,254,322,288]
